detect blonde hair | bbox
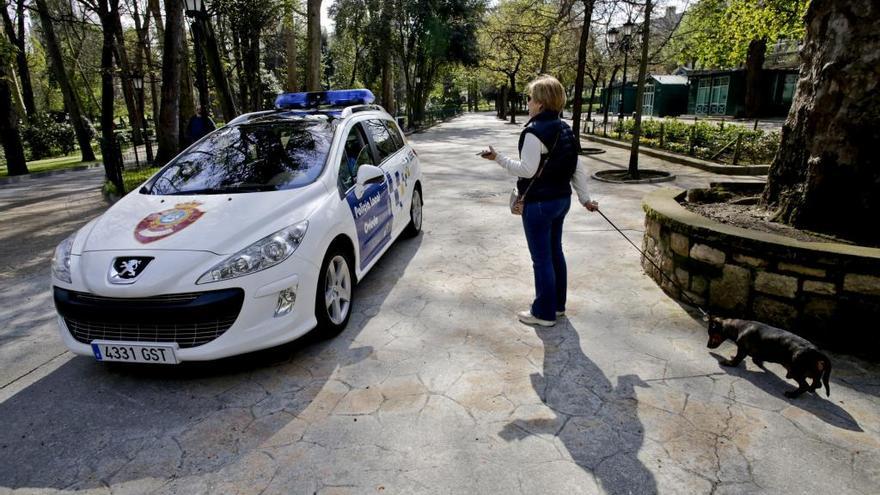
[528,75,566,113]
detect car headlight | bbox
[197,221,308,284]
[52,232,76,283]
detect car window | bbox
[146,120,334,195]
[386,120,405,150]
[339,123,373,191]
[364,119,402,163]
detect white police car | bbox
[51,89,423,364]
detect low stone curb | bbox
[642,187,880,357]
[583,134,770,176]
[0,163,104,186]
[592,170,676,184]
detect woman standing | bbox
[481,75,599,327]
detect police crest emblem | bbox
[134,201,205,244]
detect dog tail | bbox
[821,357,832,397]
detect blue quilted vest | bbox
[516,111,578,203]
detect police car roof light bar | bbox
[275,89,375,110]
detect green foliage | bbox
[21,113,78,160]
[671,0,807,68]
[611,118,780,165]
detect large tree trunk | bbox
[33,0,96,161]
[284,11,298,92]
[762,0,880,245]
[199,18,238,121]
[571,0,595,144]
[99,0,122,190]
[1,61,28,175]
[2,0,35,117]
[156,0,183,164]
[627,0,652,179]
[305,0,321,90]
[743,38,765,118]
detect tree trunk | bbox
[571,0,595,144]
[156,0,183,164]
[284,11,298,92]
[98,0,122,190]
[2,0,35,117]
[627,0,652,178]
[199,18,238,121]
[112,8,144,146]
[602,66,618,126]
[586,71,600,123]
[762,0,880,245]
[33,0,96,161]
[540,33,551,74]
[508,74,517,124]
[232,31,248,112]
[242,32,262,111]
[382,55,394,114]
[306,0,322,90]
[179,26,196,146]
[0,61,28,175]
[743,38,766,118]
[499,85,507,120]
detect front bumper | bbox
[54,255,321,362]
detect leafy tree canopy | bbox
[674,0,807,68]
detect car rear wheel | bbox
[403,187,422,238]
[314,246,353,338]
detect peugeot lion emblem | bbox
[109,257,153,284]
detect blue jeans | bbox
[521,196,571,321]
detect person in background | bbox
[480,74,599,327]
[185,106,217,146]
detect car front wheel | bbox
[403,187,422,238]
[314,246,353,338]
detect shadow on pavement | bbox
[709,352,863,432]
[0,235,421,491]
[499,320,658,495]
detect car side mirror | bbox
[356,164,384,186]
[354,164,384,199]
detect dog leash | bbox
[595,208,710,318]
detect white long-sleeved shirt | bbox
[494,133,592,204]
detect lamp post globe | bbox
[606,27,619,46]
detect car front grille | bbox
[54,287,245,349]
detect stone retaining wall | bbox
[642,188,880,358]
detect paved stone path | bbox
[0,113,877,494]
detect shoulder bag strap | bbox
[520,130,562,199]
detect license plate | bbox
[91,341,179,364]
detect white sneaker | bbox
[517,311,556,327]
[556,310,566,317]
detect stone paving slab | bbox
[0,113,877,494]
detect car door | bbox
[362,118,410,235]
[337,121,394,271]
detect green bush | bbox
[21,113,78,160]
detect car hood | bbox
[81,185,326,255]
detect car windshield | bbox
[145,120,334,195]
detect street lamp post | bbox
[608,20,636,134]
[184,0,210,113]
[132,73,153,163]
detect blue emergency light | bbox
[274,89,375,110]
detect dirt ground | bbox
[684,200,850,244]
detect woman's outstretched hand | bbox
[584,200,599,212]
[478,146,497,160]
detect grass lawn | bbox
[1,152,103,177]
